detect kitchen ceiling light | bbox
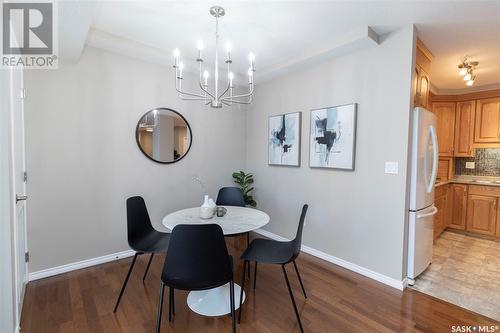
[172,6,255,108]
[457,58,479,87]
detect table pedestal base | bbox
[186,282,245,317]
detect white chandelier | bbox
[172,6,255,108]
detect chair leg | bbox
[246,233,250,278]
[142,253,154,282]
[171,288,175,315]
[230,280,236,333]
[113,252,139,312]
[168,287,174,322]
[156,282,165,333]
[292,260,307,299]
[142,253,155,282]
[282,265,304,333]
[238,260,247,324]
[253,262,258,290]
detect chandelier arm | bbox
[217,82,232,101]
[197,61,215,100]
[175,75,207,99]
[221,84,254,101]
[198,81,215,100]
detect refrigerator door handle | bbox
[426,125,439,193]
[417,205,438,219]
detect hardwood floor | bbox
[21,235,499,333]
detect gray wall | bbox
[25,47,247,272]
[245,27,415,280]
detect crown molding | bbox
[86,26,379,85]
[257,26,380,83]
[432,82,500,96]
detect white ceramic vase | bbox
[200,195,214,219]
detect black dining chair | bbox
[216,187,251,277]
[216,186,251,244]
[216,187,246,207]
[238,204,309,333]
[155,224,236,333]
[113,196,170,313]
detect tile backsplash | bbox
[455,148,500,177]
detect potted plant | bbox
[232,171,256,207]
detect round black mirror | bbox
[136,108,192,164]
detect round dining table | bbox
[162,206,270,317]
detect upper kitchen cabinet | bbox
[474,97,500,144]
[433,102,456,156]
[414,39,432,109]
[454,101,476,156]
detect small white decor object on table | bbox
[199,195,216,219]
[162,206,269,316]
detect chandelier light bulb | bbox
[466,78,474,86]
[197,40,204,50]
[173,48,180,58]
[225,42,232,52]
[464,72,472,81]
[248,52,255,62]
[228,72,234,80]
[458,67,468,76]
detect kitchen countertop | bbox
[435,176,500,188]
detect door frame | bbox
[9,65,29,323]
[0,64,28,332]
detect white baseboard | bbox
[253,229,406,291]
[28,249,135,281]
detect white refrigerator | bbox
[407,107,439,285]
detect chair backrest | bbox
[126,196,157,251]
[162,224,233,290]
[291,204,309,258]
[216,187,246,207]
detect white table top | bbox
[162,206,270,236]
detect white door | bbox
[10,66,28,323]
[409,107,438,211]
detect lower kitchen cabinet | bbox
[466,194,497,236]
[449,184,467,230]
[434,185,449,240]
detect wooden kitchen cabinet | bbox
[434,185,449,240]
[433,102,456,156]
[474,97,500,144]
[414,40,432,109]
[414,66,430,109]
[497,204,500,237]
[450,184,467,230]
[466,194,497,236]
[454,101,475,156]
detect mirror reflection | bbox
[136,108,192,163]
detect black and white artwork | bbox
[268,112,301,166]
[309,103,357,170]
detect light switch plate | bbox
[465,161,475,169]
[385,161,399,174]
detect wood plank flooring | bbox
[20,235,499,333]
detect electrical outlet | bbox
[465,161,475,169]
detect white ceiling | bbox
[60,1,500,91]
